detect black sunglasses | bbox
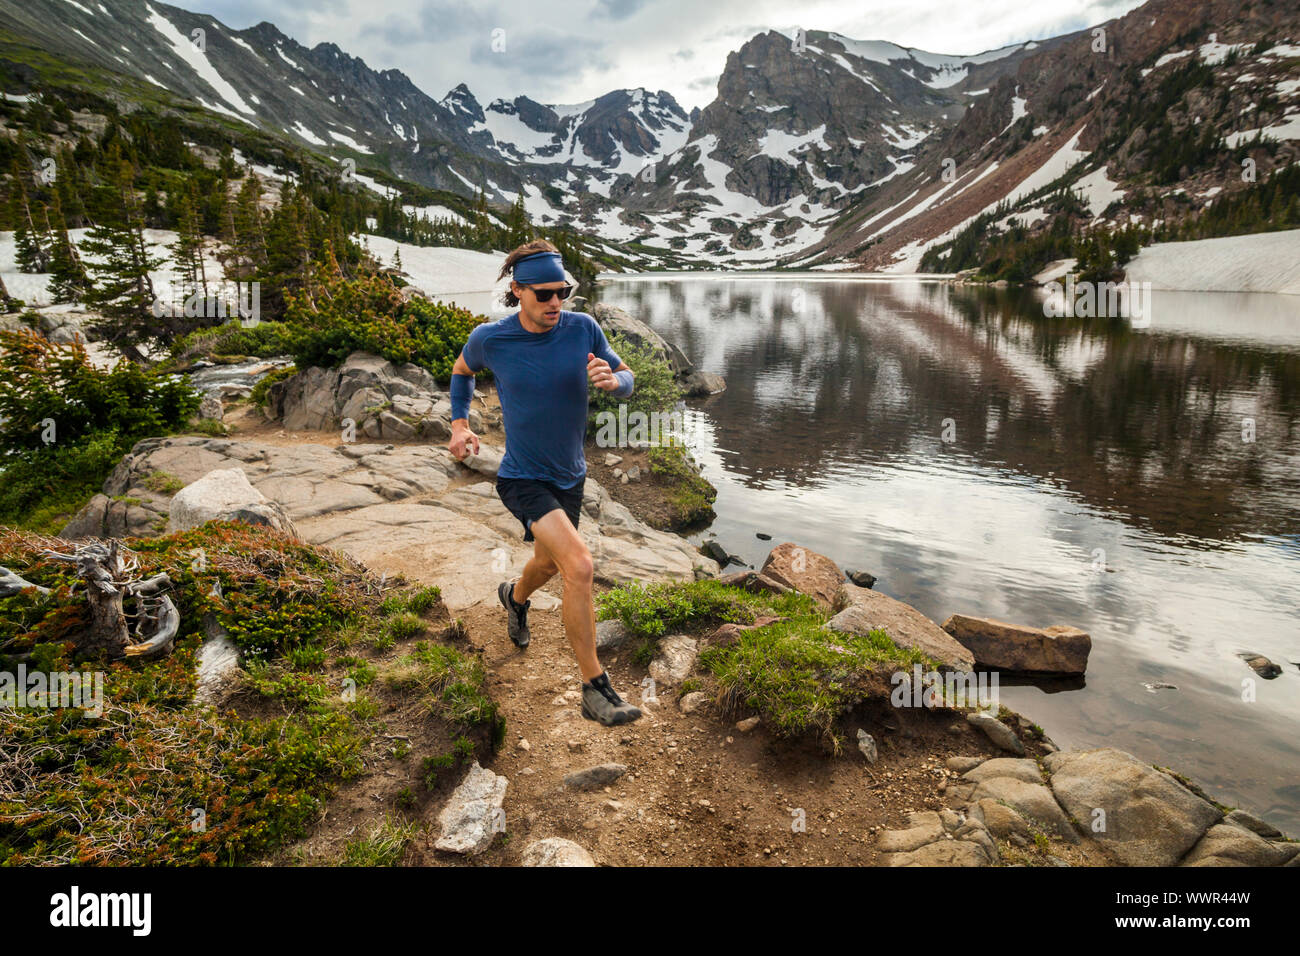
[523,284,573,302]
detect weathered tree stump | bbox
[33,540,180,660]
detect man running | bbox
[447,239,642,726]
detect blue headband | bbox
[512,251,566,285]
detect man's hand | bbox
[587,352,618,392]
[449,420,480,460]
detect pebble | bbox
[564,763,629,791]
[856,728,878,763]
[736,717,760,732]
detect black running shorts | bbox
[496,475,585,542]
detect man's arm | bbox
[587,353,632,393]
[449,352,480,460]
[587,318,633,395]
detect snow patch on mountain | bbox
[145,4,255,117]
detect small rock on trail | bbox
[434,762,508,856]
[563,763,629,791]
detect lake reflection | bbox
[599,274,1300,832]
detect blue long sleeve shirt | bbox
[461,310,624,487]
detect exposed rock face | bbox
[61,493,167,540]
[198,393,224,421]
[168,467,298,537]
[826,583,976,671]
[1181,824,1292,867]
[266,351,487,440]
[969,776,1078,843]
[879,810,996,867]
[1044,749,1222,866]
[881,744,1296,868]
[759,542,845,610]
[563,763,628,791]
[966,712,1025,755]
[942,614,1091,675]
[434,762,508,855]
[961,758,1041,785]
[590,302,724,395]
[61,436,707,609]
[591,303,691,375]
[679,369,727,397]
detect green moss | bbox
[647,443,717,527]
[142,471,185,495]
[599,579,932,752]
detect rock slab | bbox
[1044,749,1221,866]
[760,542,845,609]
[521,837,596,867]
[942,613,1091,675]
[434,762,508,855]
[827,584,975,670]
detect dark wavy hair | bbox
[498,239,560,307]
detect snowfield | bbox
[1123,229,1300,295]
[359,235,575,317]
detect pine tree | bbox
[46,194,89,303]
[11,163,51,273]
[0,271,17,313]
[81,160,163,360]
[472,188,491,249]
[506,192,529,248]
[261,182,313,317]
[168,183,208,306]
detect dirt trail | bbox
[279,577,1037,867]
[213,406,1046,866]
[439,594,1000,866]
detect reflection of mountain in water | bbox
[601,279,1300,543]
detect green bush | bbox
[0,330,199,455]
[0,523,385,865]
[587,331,683,435]
[596,579,764,640]
[169,268,487,383]
[0,331,201,529]
[249,365,297,407]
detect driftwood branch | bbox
[34,541,179,660]
[0,566,50,598]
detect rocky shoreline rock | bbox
[942,614,1091,675]
[878,748,1298,867]
[590,302,725,397]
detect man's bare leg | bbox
[513,535,558,606]
[527,509,600,680]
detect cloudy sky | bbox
[180,0,1145,108]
